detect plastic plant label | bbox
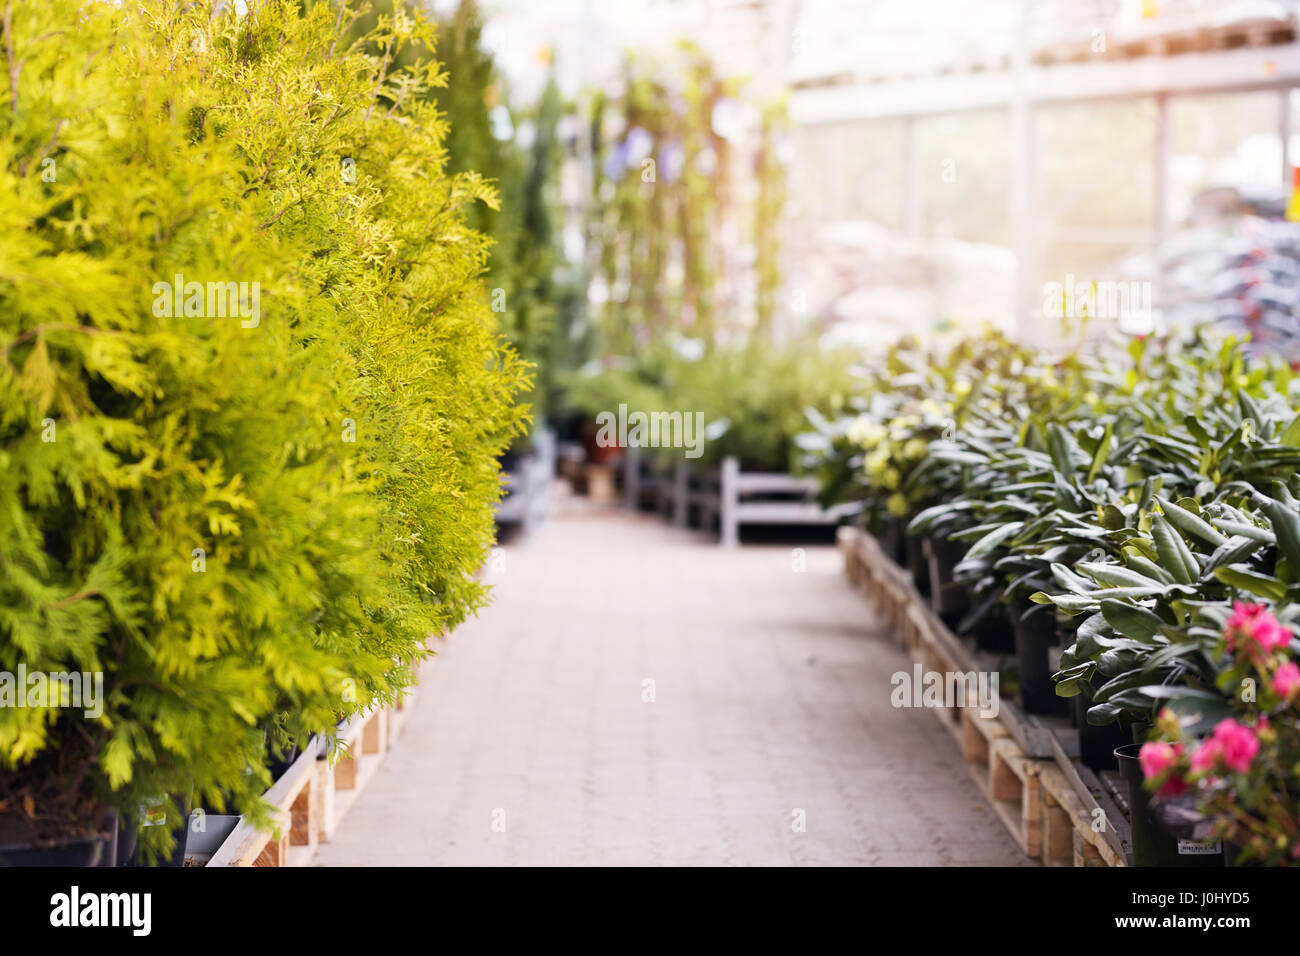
[1177,839,1222,856]
[141,800,168,828]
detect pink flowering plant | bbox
[1140,602,1300,865]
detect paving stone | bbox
[312,502,1033,866]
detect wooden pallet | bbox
[1207,21,1294,51]
[205,687,416,867]
[1037,764,1127,867]
[1033,42,1100,67]
[839,522,912,636]
[1112,20,1294,61]
[1047,730,1133,867]
[957,708,1042,858]
[838,524,1129,867]
[578,462,618,502]
[205,739,319,867]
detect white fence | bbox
[623,447,857,546]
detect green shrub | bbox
[675,338,857,472]
[808,325,1300,861]
[0,0,526,855]
[565,337,855,473]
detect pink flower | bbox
[1139,741,1181,779]
[1212,718,1259,774]
[1255,618,1292,653]
[1157,775,1189,798]
[1225,602,1292,656]
[1190,740,1220,773]
[1140,741,1188,796]
[1275,661,1300,700]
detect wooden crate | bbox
[583,463,618,502]
[837,521,1137,866]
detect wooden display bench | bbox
[837,524,1133,867]
[637,454,856,545]
[204,688,416,867]
[621,444,669,512]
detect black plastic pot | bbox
[115,826,186,868]
[0,833,110,866]
[267,744,301,782]
[116,796,189,867]
[967,601,1016,653]
[904,533,930,596]
[926,535,970,627]
[1115,744,1223,867]
[182,813,242,867]
[879,517,907,566]
[1129,719,1153,745]
[1071,676,1130,772]
[1010,605,1067,716]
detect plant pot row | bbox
[0,831,113,867]
[0,807,241,868]
[877,521,1249,867]
[1,734,314,867]
[1071,675,1131,774]
[886,529,1138,772]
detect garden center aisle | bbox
[312,493,1030,867]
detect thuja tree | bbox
[0,0,526,856]
[496,71,572,424]
[356,0,570,432]
[430,0,508,243]
[431,0,579,430]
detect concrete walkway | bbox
[312,498,1031,866]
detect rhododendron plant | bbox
[1138,741,1187,796]
[1141,609,1300,865]
[1191,718,1260,775]
[1226,602,1293,657]
[1275,662,1300,701]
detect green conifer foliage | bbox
[0,0,527,853]
[432,0,509,239]
[432,0,576,431]
[497,71,569,423]
[354,0,574,433]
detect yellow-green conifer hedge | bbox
[0,0,529,856]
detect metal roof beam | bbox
[792,44,1300,124]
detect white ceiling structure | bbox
[470,0,1300,101]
